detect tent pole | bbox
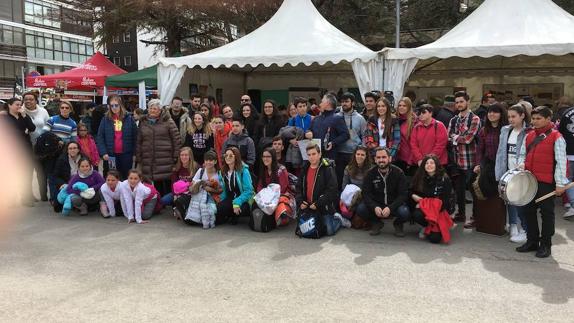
[138,81,146,110]
[395,0,400,48]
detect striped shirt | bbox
[44,115,77,143]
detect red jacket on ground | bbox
[419,198,453,243]
[409,118,448,165]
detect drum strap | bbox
[526,129,552,155]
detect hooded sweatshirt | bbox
[336,109,367,154]
[221,129,256,166]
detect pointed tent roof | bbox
[26,52,127,90]
[105,65,158,88]
[385,0,574,60]
[158,0,377,69]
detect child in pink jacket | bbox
[77,123,100,168]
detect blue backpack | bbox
[296,212,326,239]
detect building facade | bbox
[0,0,94,99]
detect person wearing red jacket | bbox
[516,106,569,258]
[410,104,448,167]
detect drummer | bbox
[495,104,531,243]
[516,106,568,258]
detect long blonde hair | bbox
[187,111,212,136]
[398,97,415,138]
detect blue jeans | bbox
[507,204,527,230]
[324,214,342,236]
[359,204,410,225]
[160,193,174,206]
[565,160,574,203]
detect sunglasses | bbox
[415,109,429,116]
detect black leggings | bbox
[217,196,251,221]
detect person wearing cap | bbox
[336,92,367,190]
[136,99,182,196]
[410,104,448,167]
[362,91,379,121]
[434,95,456,128]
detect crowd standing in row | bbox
[2,89,573,259]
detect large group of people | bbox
[2,89,573,259]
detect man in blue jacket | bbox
[304,93,349,160]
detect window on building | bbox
[113,57,121,66]
[24,30,94,63]
[123,32,131,43]
[24,0,61,29]
[112,35,120,43]
[124,56,132,66]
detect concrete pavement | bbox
[0,203,573,322]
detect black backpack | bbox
[249,208,276,233]
[34,132,62,160]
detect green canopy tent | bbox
[105,65,157,109]
[105,64,157,88]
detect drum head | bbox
[506,172,537,206]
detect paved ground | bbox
[0,202,573,322]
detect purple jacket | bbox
[67,172,105,195]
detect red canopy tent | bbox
[26,52,127,90]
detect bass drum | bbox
[498,169,538,206]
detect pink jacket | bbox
[409,118,448,165]
[396,114,417,165]
[78,135,100,167]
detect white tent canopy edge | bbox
[381,0,574,103]
[157,0,379,106]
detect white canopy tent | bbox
[382,0,574,102]
[157,0,379,106]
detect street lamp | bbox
[395,0,400,48]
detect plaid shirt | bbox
[477,127,500,162]
[448,111,481,170]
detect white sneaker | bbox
[418,227,426,239]
[563,207,574,219]
[510,231,527,243]
[100,202,110,218]
[564,203,571,209]
[334,213,351,228]
[509,224,518,241]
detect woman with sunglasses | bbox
[218,147,254,225]
[96,95,138,179]
[409,104,449,168]
[43,99,77,144]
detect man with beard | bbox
[335,92,366,190]
[360,147,410,237]
[166,96,191,142]
[362,91,379,120]
[447,91,481,223]
[190,93,202,112]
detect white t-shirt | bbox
[378,118,387,148]
[507,128,520,170]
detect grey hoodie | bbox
[336,109,367,154]
[221,129,256,166]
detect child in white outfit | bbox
[120,170,158,224]
[99,170,122,218]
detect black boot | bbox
[516,240,539,253]
[535,243,552,258]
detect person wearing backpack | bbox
[295,143,349,238]
[410,155,454,243]
[360,147,410,237]
[447,91,481,223]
